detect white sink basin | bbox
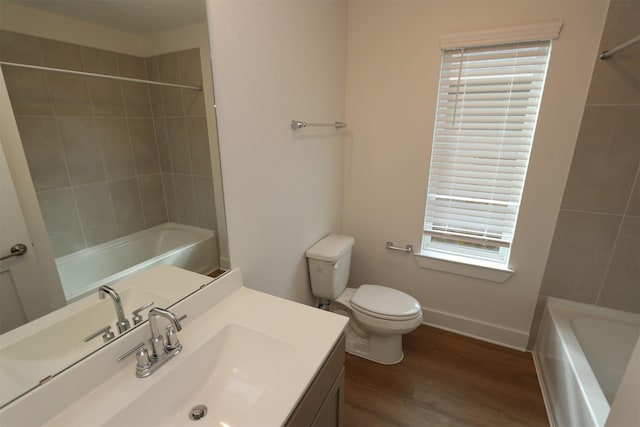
[104,324,295,427]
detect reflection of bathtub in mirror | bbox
[57,223,218,302]
[0,264,214,406]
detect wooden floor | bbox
[343,326,549,427]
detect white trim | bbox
[421,306,529,351]
[440,21,563,49]
[532,352,559,427]
[415,250,514,283]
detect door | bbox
[0,142,49,333]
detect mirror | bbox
[0,0,228,407]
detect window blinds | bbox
[423,40,552,262]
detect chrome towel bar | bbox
[386,241,413,253]
[291,120,347,130]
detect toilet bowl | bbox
[332,285,422,364]
[306,234,423,365]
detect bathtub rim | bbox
[56,223,216,302]
[533,297,640,427]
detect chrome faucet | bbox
[98,285,130,334]
[118,307,185,378]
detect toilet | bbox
[306,234,423,364]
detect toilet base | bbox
[345,326,404,364]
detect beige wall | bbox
[343,1,608,349]
[539,0,639,316]
[207,0,347,304]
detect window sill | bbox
[415,250,514,283]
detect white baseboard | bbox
[421,307,530,351]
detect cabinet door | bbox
[311,367,345,427]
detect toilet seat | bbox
[351,285,421,321]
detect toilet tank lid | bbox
[306,234,355,262]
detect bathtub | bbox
[56,223,219,302]
[533,298,639,427]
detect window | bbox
[421,25,559,272]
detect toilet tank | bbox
[306,234,355,300]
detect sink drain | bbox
[189,405,208,421]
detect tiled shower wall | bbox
[0,30,217,257]
[536,0,640,326]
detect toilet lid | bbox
[351,285,421,319]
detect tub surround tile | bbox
[57,117,105,186]
[47,73,93,116]
[38,38,84,71]
[95,117,136,180]
[86,78,126,117]
[122,81,152,117]
[541,210,622,304]
[0,30,42,66]
[153,118,172,172]
[161,86,185,117]
[74,182,118,247]
[181,89,206,117]
[193,176,217,230]
[15,116,69,191]
[165,117,191,174]
[139,174,168,227]
[37,189,85,257]
[626,171,640,216]
[157,53,180,84]
[81,47,118,75]
[561,106,640,214]
[117,53,146,79]
[598,216,640,313]
[177,49,203,86]
[1,67,53,115]
[162,173,178,222]
[172,174,198,227]
[109,178,145,236]
[129,118,161,175]
[186,116,212,176]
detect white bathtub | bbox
[533,298,640,427]
[56,223,219,302]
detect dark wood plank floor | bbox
[344,325,549,427]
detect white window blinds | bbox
[423,40,552,264]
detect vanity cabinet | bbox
[285,334,346,427]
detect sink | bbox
[104,324,295,427]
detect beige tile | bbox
[117,53,146,79]
[561,106,640,214]
[109,178,145,235]
[82,47,118,74]
[627,170,640,216]
[165,117,191,173]
[95,118,135,179]
[162,173,178,222]
[526,295,548,350]
[2,67,53,115]
[38,38,84,71]
[139,174,168,227]
[194,176,217,230]
[122,81,152,117]
[149,85,164,117]
[173,174,197,226]
[540,210,621,303]
[128,118,160,175]
[37,189,85,257]
[154,119,172,172]
[598,216,640,313]
[57,117,105,186]
[185,116,212,176]
[74,182,117,246]
[144,56,160,81]
[182,89,206,116]
[587,1,640,105]
[177,48,203,86]
[157,53,180,84]
[47,73,93,116]
[161,86,184,117]
[87,78,125,116]
[15,116,69,191]
[0,30,42,65]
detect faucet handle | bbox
[83,325,115,343]
[132,301,154,325]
